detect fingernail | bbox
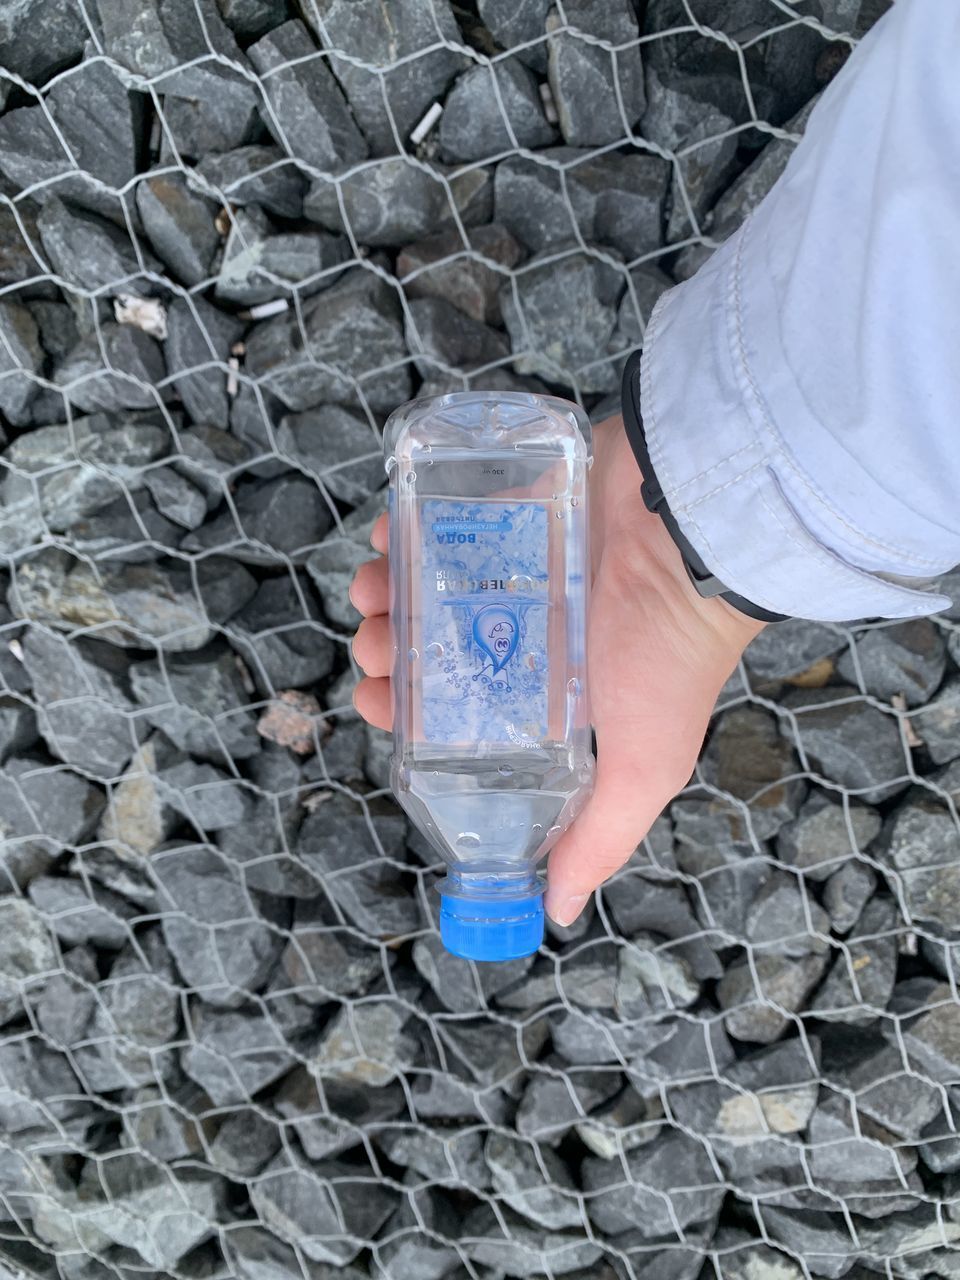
[548,892,590,928]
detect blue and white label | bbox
[421,499,549,746]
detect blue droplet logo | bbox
[473,604,519,675]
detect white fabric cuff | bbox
[638,219,952,624]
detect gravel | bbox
[0,6,953,1279]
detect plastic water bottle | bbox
[384,392,595,961]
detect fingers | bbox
[370,512,388,555]
[349,556,388,617]
[352,614,392,678]
[353,676,392,731]
[544,721,699,927]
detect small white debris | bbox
[7,638,23,663]
[410,100,443,146]
[892,692,924,749]
[227,356,239,398]
[539,81,559,125]
[114,293,168,340]
[239,298,290,321]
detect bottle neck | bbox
[437,867,543,903]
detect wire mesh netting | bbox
[5,1,960,1278]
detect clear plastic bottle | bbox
[385,391,595,961]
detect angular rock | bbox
[215,205,348,305]
[546,0,645,146]
[882,797,960,932]
[0,1034,89,1137]
[222,1225,369,1280]
[412,931,533,1014]
[0,896,57,1025]
[913,677,960,763]
[28,875,134,950]
[812,897,900,1022]
[608,867,721,960]
[248,20,368,171]
[808,1091,914,1184]
[71,930,180,1093]
[0,697,37,763]
[837,619,946,707]
[440,58,555,162]
[38,198,155,295]
[823,859,877,935]
[516,1063,623,1143]
[0,0,88,84]
[182,473,332,566]
[160,88,259,159]
[485,1131,583,1230]
[130,644,259,765]
[398,223,522,326]
[574,1084,657,1159]
[642,67,739,240]
[181,1002,296,1105]
[438,1014,548,1089]
[616,264,674,347]
[582,1128,723,1237]
[153,843,285,1006]
[406,295,510,378]
[192,145,308,220]
[306,489,386,629]
[823,1033,942,1142]
[777,790,882,881]
[164,295,243,428]
[297,789,417,938]
[226,574,336,696]
[10,548,228,651]
[311,997,417,1087]
[501,248,623,392]
[718,951,828,1044]
[494,149,668,258]
[0,301,42,426]
[616,933,701,1016]
[461,1203,602,1276]
[250,1150,398,1266]
[275,405,382,507]
[780,686,909,802]
[123,1082,210,1163]
[172,422,251,506]
[744,872,830,958]
[67,1154,227,1271]
[374,1180,463,1280]
[670,1036,821,1140]
[307,0,466,153]
[157,758,253,832]
[244,269,410,412]
[136,171,222,288]
[274,1068,404,1162]
[0,412,170,550]
[56,323,167,414]
[478,0,552,71]
[700,705,807,840]
[97,0,256,113]
[143,465,208,530]
[377,1122,488,1190]
[305,159,458,247]
[0,59,138,220]
[743,618,848,682]
[209,1108,281,1178]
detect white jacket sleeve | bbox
[639,0,960,622]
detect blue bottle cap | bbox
[439,890,544,962]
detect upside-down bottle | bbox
[384,392,595,961]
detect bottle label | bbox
[421,498,549,747]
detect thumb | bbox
[544,713,706,927]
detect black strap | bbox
[620,349,789,624]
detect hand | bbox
[349,415,765,928]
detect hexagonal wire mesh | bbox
[1,1,959,1278]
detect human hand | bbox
[349,415,765,928]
